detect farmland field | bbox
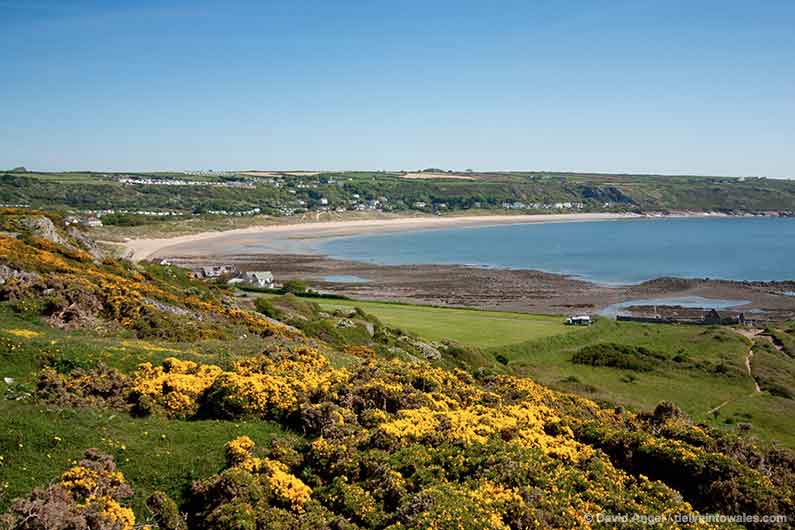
[316,298,574,348]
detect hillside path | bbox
[707,328,766,415]
[733,328,764,393]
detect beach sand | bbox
[125,212,642,261]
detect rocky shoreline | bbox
[161,250,795,318]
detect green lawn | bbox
[317,299,574,348]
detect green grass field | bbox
[316,298,574,348]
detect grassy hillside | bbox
[1,209,794,529]
[493,319,795,446]
[313,297,795,446]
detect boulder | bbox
[20,216,66,245]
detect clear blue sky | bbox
[1,0,793,176]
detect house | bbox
[565,315,592,326]
[244,271,274,288]
[201,265,236,278]
[81,217,103,228]
[703,309,745,325]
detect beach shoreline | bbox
[123,211,729,262]
[123,210,795,317]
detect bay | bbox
[319,217,795,285]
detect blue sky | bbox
[1,0,793,176]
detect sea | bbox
[318,217,795,285]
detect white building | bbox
[81,217,103,228]
[565,315,592,326]
[244,271,274,288]
[201,265,236,278]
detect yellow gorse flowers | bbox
[225,436,312,512]
[130,346,346,417]
[57,454,135,530]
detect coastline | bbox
[125,210,795,317]
[123,211,725,261]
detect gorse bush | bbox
[0,450,135,530]
[37,363,130,410]
[572,342,666,371]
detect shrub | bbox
[189,437,320,529]
[254,297,282,319]
[1,450,135,530]
[571,343,665,371]
[37,363,130,410]
[282,279,309,294]
[145,491,185,530]
[130,357,223,417]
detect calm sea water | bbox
[323,275,371,283]
[319,217,795,285]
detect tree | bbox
[282,279,309,294]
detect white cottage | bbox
[244,271,274,288]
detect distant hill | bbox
[1,170,794,223]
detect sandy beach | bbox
[121,210,795,317]
[126,212,648,261]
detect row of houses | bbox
[616,309,747,326]
[567,309,750,327]
[207,207,262,216]
[199,266,275,289]
[64,216,103,228]
[78,209,182,218]
[502,201,585,210]
[116,176,255,188]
